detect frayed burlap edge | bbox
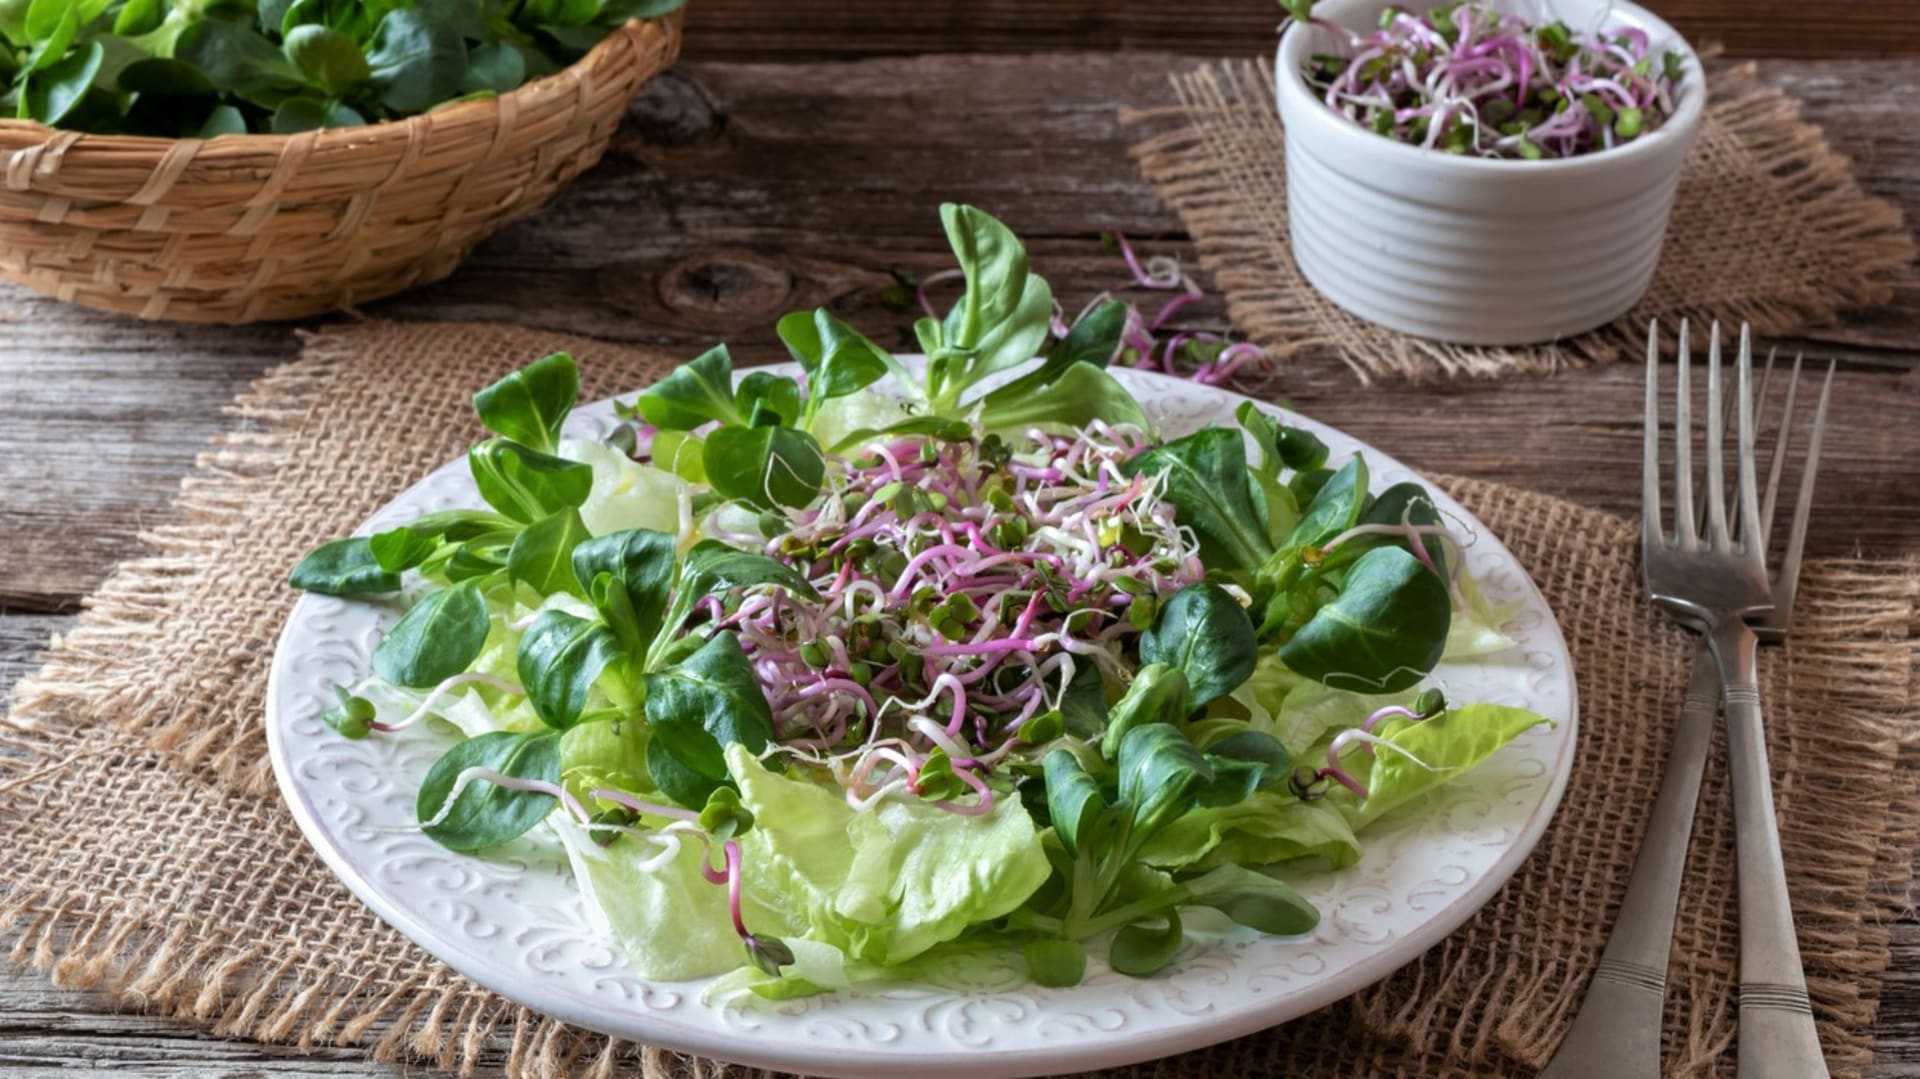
[7,323,681,798]
[1123,60,1918,383]
[0,841,707,1079]
[4,320,1916,1078]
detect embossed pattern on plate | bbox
[266,369,1578,1078]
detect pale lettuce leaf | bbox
[552,817,747,981]
[726,744,1050,967]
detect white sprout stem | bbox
[1329,727,1445,774]
[375,672,526,732]
[589,788,701,823]
[418,766,588,830]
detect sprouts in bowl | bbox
[1273,0,1706,344]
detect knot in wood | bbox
[655,250,795,326]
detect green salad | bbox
[1,0,685,135]
[291,205,1549,997]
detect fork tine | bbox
[1673,320,1697,550]
[1735,326,1763,564]
[1772,360,1833,620]
[1643,320,1664,552]
[1705,322,1731,550]
[1760,350,1800,550]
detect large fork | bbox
[1543,321,1832,1079]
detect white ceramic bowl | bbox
[1274,0,1706,345]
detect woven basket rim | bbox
[0,12,680,154]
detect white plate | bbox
[266,368,1577,1078]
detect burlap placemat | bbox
[1125,60,1917,383]
[3,320,1915,1078]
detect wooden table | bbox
[2,49,1915,1077]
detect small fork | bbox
[1543,321,1832,1079]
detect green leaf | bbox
[113,0,164,36]
[655,539,816,655]
[1121,427,1273,571]
[365,7,466,114]
[1116,723,1211,840]
[1194,730,1289,807]
[734,370,802,427]
[117,56,214,95]
[1109,909,1183,976]
[473,352,579,455]
[645,736,719,806]
[1140,583,1257,708]
[368,526,439,574]
[257,0,296,34]
[825,415,973,455]
[508,508,591,598]
[282,24,368,95]
[1023,938,1087,987]
[1178,863,1318,935]
[975,361,1149,436]
[776,308,891,421]
[702,424,825,510]
[468,438,593,523]
[633,345,739,431]
[727,743,1050,967]
[24,38,101,124]
[462,39,526,94]
[1351,481,1448,578]
[289,537,401,595]
[1139,791,1361,871]
[416,730,561,850]
[1279,546,1451,693]
[599,0,691,19]
[1098,663,1189,762]
[517,609,620,729]
[1047,300,1127,369]
[936,203,1042,363]
[387,509,521,546]
[175,19,302,106]
[268,95,364,132]
[196,104,247,136]
[1041,748,1105,858]
[1282,455,1369,550]
[558,713,649,799]
[373,581,491,688]
[644,631,775,782]
[1348,703,1549,827]
[571,527,679,649]
[22,0,75,74]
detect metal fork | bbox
[1542,321,1833,1079]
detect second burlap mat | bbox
[1125,60,1917,383]
[3,319,1916,1077]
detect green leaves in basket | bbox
[0,0,690,135]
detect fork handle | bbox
[1708,620,1830,1079]
[1540,650,1719,1079]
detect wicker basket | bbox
[0,13,682,324]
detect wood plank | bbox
[0,52,1914,1071]
[672,1,1920,61]
[0,968,424,1077]
[2,55,1913,611]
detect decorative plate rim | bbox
[266,368,1578,1078]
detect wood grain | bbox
[672,0,1920,61]
[0,49,1914,1077]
